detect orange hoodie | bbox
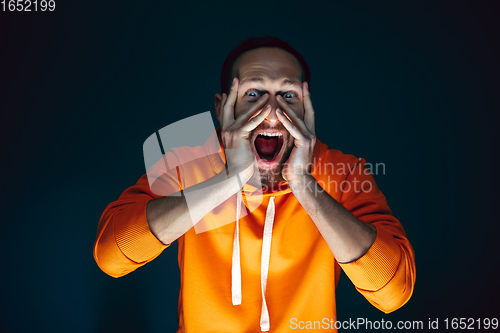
[94,130,416,333]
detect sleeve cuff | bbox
[338,226,402,291]
[114,199,170,263]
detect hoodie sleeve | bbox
[336,157,416,313]
[93,153,184,278]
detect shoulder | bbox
[312,138,365,177]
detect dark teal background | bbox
[1,1,499,332]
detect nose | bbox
[263,97,280,124]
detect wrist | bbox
[287,174,316,193]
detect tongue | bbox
[255,136,278,159]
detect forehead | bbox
[233,47,303,86]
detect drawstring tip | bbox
[232,295,241,306]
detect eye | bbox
[245,89,261,99]
[282,92,297,99]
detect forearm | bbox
[288,175,377,263]
[147,168,250,244]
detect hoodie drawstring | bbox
[232,193,276,332]
[231,191,243,306]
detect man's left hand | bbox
[276,82,316,183]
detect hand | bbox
[276,82,316,183]
[219,78,272,181]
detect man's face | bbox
[232,47,305,188]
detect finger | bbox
[276,108,306,142]
[232,93,269,127]
[219,93,228,127]
[276,95,310,136]
[303,82,315,135]
[223,78,239,128]
[240,105,272,132]
[221,93,227,112]
[222,93,227,108]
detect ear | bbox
[214,93,223,124]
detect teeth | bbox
[259,132,282,137]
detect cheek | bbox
[293,105,305,120]
[234,100,249,119]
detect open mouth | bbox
[254,131,284,165]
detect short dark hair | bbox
[220,36,311,94]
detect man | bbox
[94,37,416,332]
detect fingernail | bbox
[276,108,281,114]
[266,105,271,110]
[277,95,282,101]
[305,82,309,90]
[232,78,237,85]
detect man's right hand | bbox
[146,78,271,244]
[219,77,271,182]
